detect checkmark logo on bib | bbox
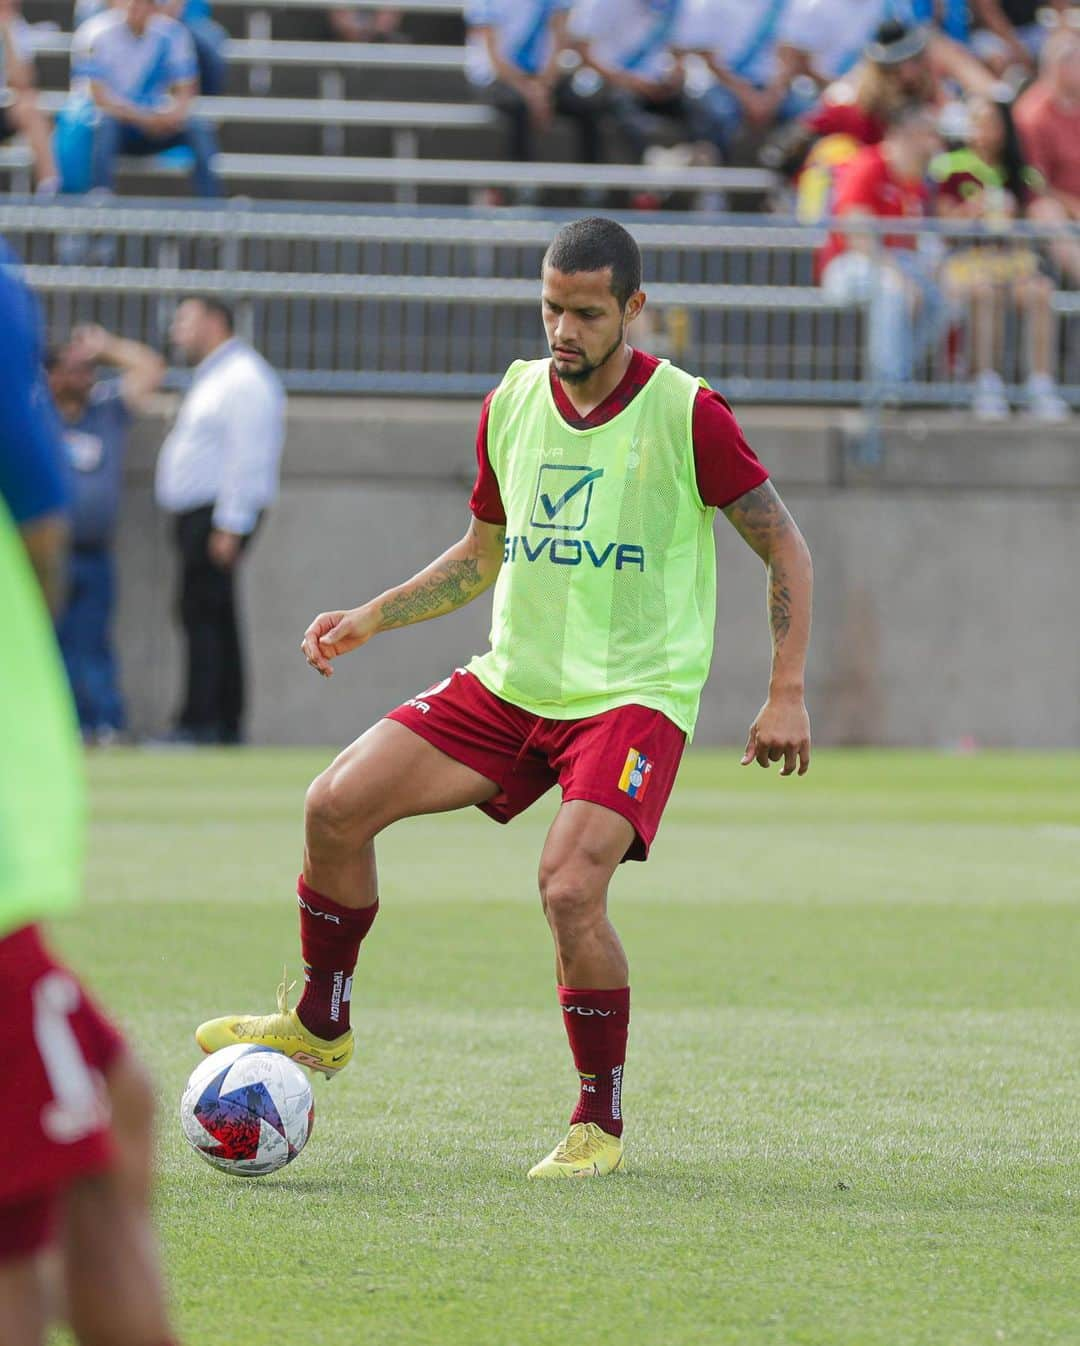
[529,465,604,531]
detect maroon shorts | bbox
[385,669,686,861]
[0,924,125,1262]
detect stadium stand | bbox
[4,1,1079,412]
[14,23,776,203]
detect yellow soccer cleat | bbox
[195,974,353,1081]
[527,1122,624,1179]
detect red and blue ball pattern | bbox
[181,1044,315,1177]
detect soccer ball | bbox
[180,1044,314,1177]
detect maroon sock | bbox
[294,875,378,1040]
[558,985,630,1139]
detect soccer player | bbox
[197,218,813,1178]
[0,243,178,1343]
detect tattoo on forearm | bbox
[379,558,484,629]
[724,481,811,661]
[769,567,793,650]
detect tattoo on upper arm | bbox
[722,481,792,559]
[380,558,484,628]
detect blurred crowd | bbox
[2,0,1080,203]
[5,0,1080,416]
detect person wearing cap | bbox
[771,21,994,219]
[817,100,946,387]
[776,0,998,95]
[802,22,939,153]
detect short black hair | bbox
[187,294,235,332]
[543,217,642,308]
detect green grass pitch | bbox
[51,748,1079,1346]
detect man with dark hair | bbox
[48,323,165,743]
[154,296,285,744]
[196,217,813,1179]
[543,215,642,307]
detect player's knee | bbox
[304,767,366,846]
[538,868,604,933]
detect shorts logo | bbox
[530,465,604,531]
[618,747,652,801]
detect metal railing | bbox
[5,200,1080,407]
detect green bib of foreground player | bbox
[468,357,717,737]
[0,500,84,937]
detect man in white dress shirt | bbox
[155,297,285,744]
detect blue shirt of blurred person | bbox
[71,6,197,107]
[61,383,132,548]
[464,0,572,83]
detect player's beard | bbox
[551,325,625,385]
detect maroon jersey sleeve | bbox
[692,387,769,508]
[468,389,507,525]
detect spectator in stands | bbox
[971,0,1074,74]
[47,325,166,742]
[818,100,945,387]
[569,0,693,165]
[75,0,227,95]
[328,6,402,43]
[776,21,995,217]
[933,94,1069,420]
[155,297,285,746]
[72,0,221,197]
[465,0,602,191]
[0,0,59,191]
[1015,29,1080,220]
[776,0,999,93]
[674,0,801,160]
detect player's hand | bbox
[741,695,811,776]
[300,606,378,677]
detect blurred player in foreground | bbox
[197,218,814,1179]
[0,245,177,1343]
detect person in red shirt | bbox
[774,21,995,221]
[1014,29,1080,219]
[819,99,945,386]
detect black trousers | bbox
[488,76,604,165]
[174,505,257,742]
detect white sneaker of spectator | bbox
[971,370,1010,422]
[1024,372,1070,424]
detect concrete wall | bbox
[113,399,1080,748]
